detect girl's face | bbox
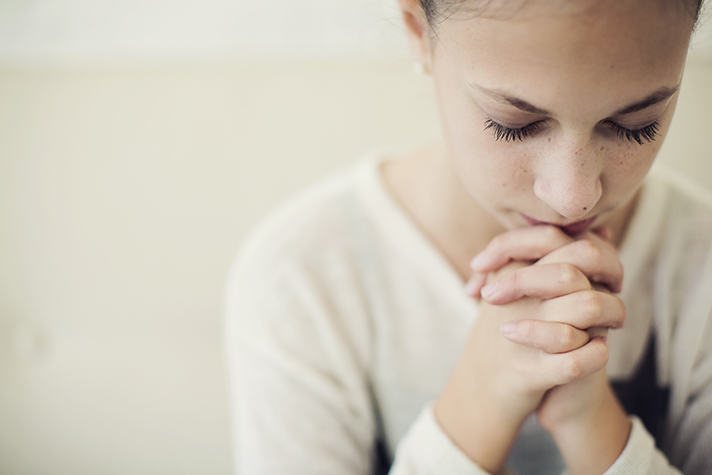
[423,0,694,231]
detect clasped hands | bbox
[434,225,627,473]
[466,225,626,427]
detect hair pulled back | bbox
[418,0,706,29]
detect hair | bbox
[418,0,707,31]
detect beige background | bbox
[0,2,711,474]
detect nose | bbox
[533,141,603,220]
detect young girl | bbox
[225,0,712,473]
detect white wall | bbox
[0,62,441,474]
[0,0,407,62]
[0,2,711,474]
[1,0,710,63]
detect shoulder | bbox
[224,158,386,388]
[640,167,712,332]
[636,166,712,260]
[226,153,386,312]
[657,167,712,263]
[652,165,712,225]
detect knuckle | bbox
[490,233,506,251]
[543,225,563,241]
[597,343,610,365]
[576,239,601,262]
[615,297,627,327]
[509,267,522,289]
[589,342,610,371]
[578,291,602,320]
[561,354,584,380]
[556,263,579,286]
[522,320,538,341]
[558,325,577,347]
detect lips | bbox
[522,214,598,235]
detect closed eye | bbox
[605,120,660,145]
[483,118,544,142]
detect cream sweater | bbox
[225,152,712,474]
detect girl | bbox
[225,0,712,473]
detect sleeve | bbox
[225,248,497,475]
[389,403,504,475]
[602,300,712,473]
[225,256,377,475]
[665,309,712,474]
[595,417,683,475]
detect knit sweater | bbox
[225,151,712,474]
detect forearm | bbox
[545,383,631,475]
[433,367,533,474]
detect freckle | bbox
[600,146,604,151]
[548,138,551,142]
[583,206,588,211]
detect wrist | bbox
[434,370,537,473]
[545,384,631,475]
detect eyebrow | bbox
[473,84,680,117]
[614,86,680,115]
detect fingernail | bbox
[481,282,498,299]
[470,252,485,269]
[601,336,609,347]
[500,321,516,333]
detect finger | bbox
[464,271,487,297]
[501,320,590,354]
[535,238,623,293]
[593,226,612,241]
[580,228,618,255]
[469,226,573,272]
[587,326,609,340]
[466,261,530,299]
[538,290,626,329]
[543,337,610,386]
[481,263,590,304]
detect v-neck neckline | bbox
[353,151,479,320]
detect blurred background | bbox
[0,1,710,474]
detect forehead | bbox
[439,0,695,23]
[433,0,692,112]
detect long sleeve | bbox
[224,250,495,475]
[389,403,494,475]
[665,299,712,474]
[596,417,683,475]
[599,342,712,475]
[225,255,377,475]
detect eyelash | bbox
[606,120,660,145]
[484,119,542,142]
[483,118,661,145]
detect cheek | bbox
[438,98,531,187]
[452,141,534,199]
[602,141,658,198]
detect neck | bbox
[382,143,506,281]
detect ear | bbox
[397,0,434,74]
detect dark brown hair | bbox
[418,0,706,29]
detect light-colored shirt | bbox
[225,152,712,474]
